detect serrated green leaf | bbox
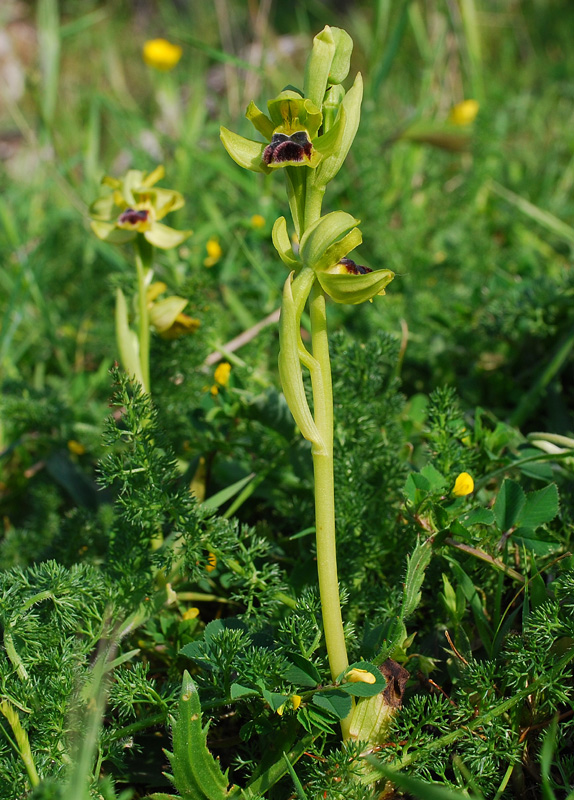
[404,472,430,504]
[493,479,526,531]
[518,483,559,529]
[312,689,352,719]
[401,541,432,620]
[168,671,230,800]
[510,528,561,556]
[420,463,446,490]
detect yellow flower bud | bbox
[67,440,85,455]
[204,237,223,267]
[453,472,474,497]
[346,667,376,684]
[291,694,302,710]
[206,552,217,572]
[143,39,182,71]
[182,607,200,620]
[449,99,479,126]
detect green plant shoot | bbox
[221,25,394,739]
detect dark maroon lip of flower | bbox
[263,131,313,165]
[118,208,150,225]
[339,257,372,275]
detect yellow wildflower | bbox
[143,39,183,71]
[204,237,223,267]
[67,440,85,455]
[346,667,376,684]
[291,695,302,710]
[182,607,200,620]
[453,472,474,497]
[250,214,265,229]
[214,362,231,387]
[449,99,479,126]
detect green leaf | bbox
[282,752,309,800]
[493,479,526,531]
[299,211,360,271]
[230,683,259,700]
[328,27,353,84]
[285,654,321,688]
[420,463,446,491]
[404,472,430,504]
[115,288,144,386]
[303,25,336,108]
[401,541,433,620]
[518,483,559,529]
[461,508,495,526]
[369,762,481,800]
[510,528,561,556]
[203,473,256,511]
[340,662,386,697]
[312,689,352,719]
[165,671,230,800]
[261,687,290,712]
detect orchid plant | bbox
[90,165,193,394]
[221,26,394,741]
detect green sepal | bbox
[220,127,270,174]
[304,26,336,108]
[322,84,346,131]
[145,222,192,249]
[267,92,322,139]
[315,72,363,187]
[133,186,185,219]
[317,267,394,305]
[312,103,348,164]
[149,296,188,332]
[245,100,275,139]
[299,211,360,270]
[89,193,117,220]
[272,217,300,269]
[90,220,136,244]
[165,671,231,800]
[115,288,144,385]
[328,27,353,85]
[141,163,165,186]
[278,270,327,455]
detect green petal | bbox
[267,93,322,138]
[315,73,363,187]
[317,268,394,304]
[272,217,299,268]
[142,164,165,187]
[145,222,192,249]
[299,211,360,270]
[220,127,270,173]
[313,227,363,274]
[246,101,275,139]
[90,220,136,244]
[149,296,188,332]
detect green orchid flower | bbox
[273,212,394,304]
[90,165,191,249]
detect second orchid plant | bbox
[221,26,394,739]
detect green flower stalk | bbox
[90,165,192,393]
[221,26,394,740]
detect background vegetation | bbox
[1,1,574,798]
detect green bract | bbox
[89,165,191,250]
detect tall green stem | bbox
[134,236,152,394]
[308,280,352,738]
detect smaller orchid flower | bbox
[273,211,394,305]
[90,165,191,250]
[147,282,200,339]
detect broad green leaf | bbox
[518,483,559,529]
[285,654,321,688]
[340,662,386,697]
[403,472,430,504]
[493,479,526,531]
[420,463,446,490]
[312,689,352,720]
[261,687,290,712]
[461,508,495,526]
[230,683,259,700]
[510,528,561,556]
